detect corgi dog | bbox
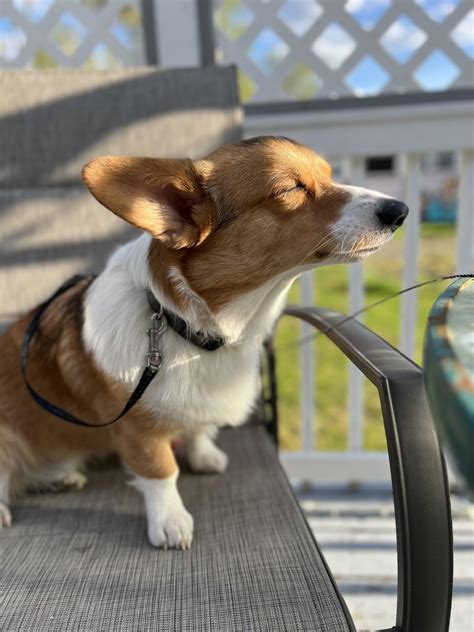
[0,136,408,548]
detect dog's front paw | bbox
[148,505,194,550]
[0,502,12,528]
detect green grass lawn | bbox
[274,222,457,452]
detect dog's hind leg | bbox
[28,457,88,493]
[185,429,228,474]
[55,457,88,490]
[0,471,12,528]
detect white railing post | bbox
[400,153,422,358]
[153,0,201,67]
[300,273,315,452]
[347,156,365,453]
[457,149,474,274]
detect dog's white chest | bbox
[84,292,262,431]
[144,338,261,429]
[82,236,295,433]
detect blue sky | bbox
[237,0,472,95]
[0,0,137,63]
[0,0,472,96]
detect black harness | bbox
[21,275,225,428]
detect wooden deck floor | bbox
[295,485,474,631]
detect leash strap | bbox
[21,275,161,428]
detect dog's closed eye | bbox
[279,183,307,195]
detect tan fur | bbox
[169,137,347,311]
[146,137,348,312]
[0,136,354,498]
[0,279,179,486]
[82,157,215,249]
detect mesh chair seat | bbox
[1,425,353,632]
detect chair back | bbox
[0,67,242,327]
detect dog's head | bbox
[82,136,407,312]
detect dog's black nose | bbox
[377,199,409,231]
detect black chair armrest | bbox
[282,306,453,632]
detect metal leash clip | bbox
[146,308,167,372]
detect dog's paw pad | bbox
[0,502,12,528]
[148,507,194,550]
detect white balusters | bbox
[457,149,474,274]
[347,156,365,453]
[400,153,422,358]
[300,272,315,452]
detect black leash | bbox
[278,273,474,352]
[21,273,473,427]
[21,275,163,428]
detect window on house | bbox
[365,156,394,173]
[436,152,454,169]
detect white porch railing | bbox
[1,0,473,483]
[214,0,474,481]
[245,100,474,481]
[212,0,474,103]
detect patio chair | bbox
[0,68,452,632]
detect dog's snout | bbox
[377,199,409,232]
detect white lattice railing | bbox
[214,0,474,103]
[0,0,148,68]
[245,102,474,481]
[1,0,473,483]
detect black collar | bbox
[146,290,225,352]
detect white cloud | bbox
[279,1,323,37]
[13,0,53,20]
[345,0,365,12]
[345,0,388,13]
[437,1,458,17]
[0,29,26,61]
[451,9,474,47]
[312,24,356,69]
[416,0,458,21]
[382,19,427,51]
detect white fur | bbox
[54,468,87,491]
[82,194,387,547]
[27,457,88,492]
[185,433,228,474]
[167,265,211,327]
[331,184,395,254]
[0,434,86,528]
[83,234,309,431]
[0,471,10,502]
[0,472,11,528]
[0,502,11,528]
[83,214,384,431]
[133,472,193,549]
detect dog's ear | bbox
[82,157,214,249]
